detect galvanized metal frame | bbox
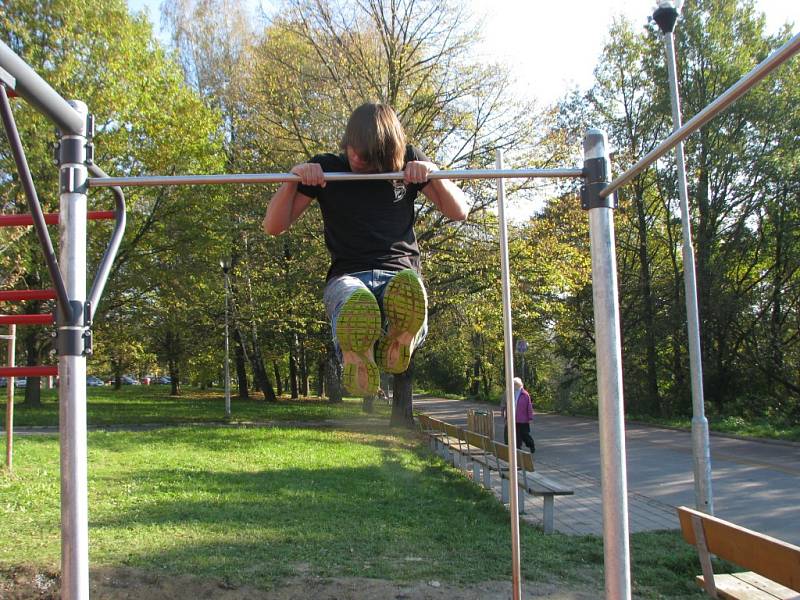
[87,167,585,187]
[1,24,798,600]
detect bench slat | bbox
[525,472,573,495]
[696,573,795,600]
[733,572,800,600]
[678,507,800,594]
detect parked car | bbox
[15,377,27,388]
[0,377,6,388]
[86,375,105,387]
[120,375,139,385]
[152,376,172,385]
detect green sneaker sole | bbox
[377,270,427,374]
[336,289,381,396]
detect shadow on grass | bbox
[79,428,606,589]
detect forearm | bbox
[263,182,299,236]
[425,178,468,221]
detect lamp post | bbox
[220,258,231,418]
[652,0,713,516]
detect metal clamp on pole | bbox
[581,156,616,210]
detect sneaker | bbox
[376,269,427,374]
[336,289,381,396]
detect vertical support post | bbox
[496,150,522,600]
[5,324,15,470]
[58,100,89,600]
[223,267,231,418]
[582,129,632,600]
[653,1,714,515]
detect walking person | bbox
[263,102,468,396]
[502,377,536,453]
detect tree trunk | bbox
[250,344,276,402]
[299,335,309,397]
[316,359,325,397]
[390,357,414,427]
[362,394,374,413]
[273,361,283,397]
[325,344,342,403]
[233,328,249,399]
[166,330,182,396]
[634,188,661,416]
[288,333,299,399]
[169,360,180,396]
[22,328,41,407]
[695,145,719,412]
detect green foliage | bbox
[549,0,800,422]
[3,0,798,424]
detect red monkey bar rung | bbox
[0,210,115,227]
[0,289,56,302]
[0,365,58,377]
[0,313,53,325]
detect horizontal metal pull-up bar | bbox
[602,30,800,198]
[88,167,586,188]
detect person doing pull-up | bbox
[263,102,468,396]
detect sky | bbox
[128,0,800,107]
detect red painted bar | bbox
[0,365,58,377]
[0,289,56,302]
[0,210,115,227]
[0,313,53,325]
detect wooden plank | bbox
[696,574,786,600]
[678,507,800,592]
[733,572,800,600]
[493,441,534,472]
[527,473,575,496]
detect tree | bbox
[1,0,228,398]
[547,0,800,420]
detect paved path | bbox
[414,397,800,543]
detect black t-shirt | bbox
[297,145,430,281]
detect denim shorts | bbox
[323,269,429,356]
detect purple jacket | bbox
[502,388,534,424]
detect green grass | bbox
[630,414,800,442]
[1,386,389,428]
[0,425,705,596]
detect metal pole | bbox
[88,167,585,188]
[496,150,522,600]
[583,130,631,600]
[0,85,72,316]
[5,324,15,471]
[0,41,84,134]
[601,30,800,198]
[223,268,231,418]
[58,100,89,600]
[653,1,714,515]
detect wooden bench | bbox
[493,440,574,533]
[416,413,574,534]
[417,414,447,454]
[677,506,800,599]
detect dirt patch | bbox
[0,564,601,599]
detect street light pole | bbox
[653,0,713,515]
[220,258,232,418]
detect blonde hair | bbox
[340,103,406,172]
